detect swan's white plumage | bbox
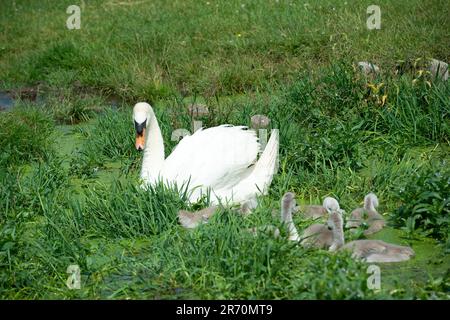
[135,103,278,205]
[161,125,259,191]
[212,128,278,204]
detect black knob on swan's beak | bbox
[134,119,146,151]
[134,120,146,134]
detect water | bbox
[0,91,14,111]
[368,227,449,292]
[0,89,47,111]
[0,89,123,113]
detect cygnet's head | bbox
[327,209,345,251]
[327,209,344,230]
[323,197,340,213]
[364,192,379,210]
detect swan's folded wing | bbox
[212,129,279,204]
[160,125,260,194]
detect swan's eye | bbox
[134,120,146,134]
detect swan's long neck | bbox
[281,196,300,241]
[364,193,378,211]
[141,107,165,182]
[329,211,345,251]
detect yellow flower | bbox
[367,82,384,93]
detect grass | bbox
[0,0,449,299]
[0,106,54,168]
[1,1,449,99]
[392,166,450,242]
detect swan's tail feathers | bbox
[364,193,379,210]
[251,129,279,195]
[211,129,278,205]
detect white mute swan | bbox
[133,102,279,205]
[346,193,385,235]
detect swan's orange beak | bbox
[135,128,145,151]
